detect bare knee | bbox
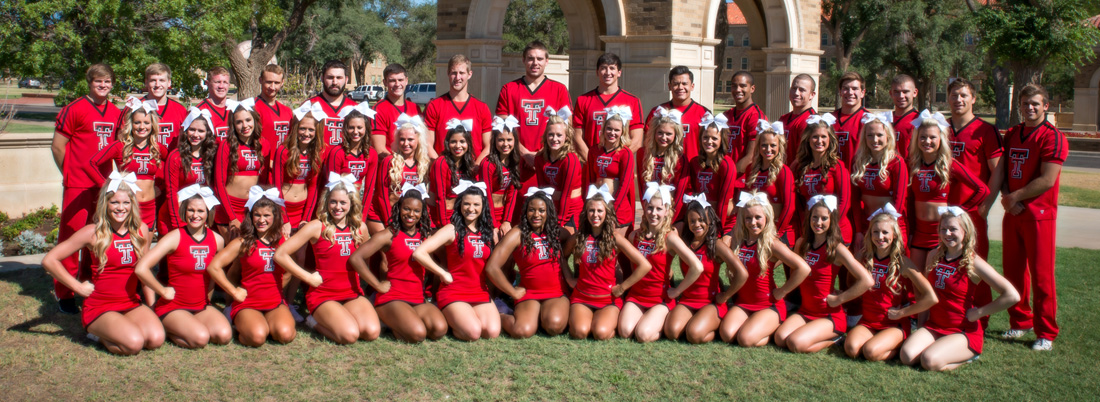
[592,325,615,341]
[239,327,269,347]
[512,323,537,339]
[111,334,146,356]
[921,354,949,372]
[330,326,361,345]
[736,332,761,348]
[452,323,482,342]
[899,348,920,366]
[400,324,428,343]
[685,328,712,345]
[635,329,660,344]
[542,315,566,336]
[844,340,862,359]
[427,321,448,340]
[143,328,165,350]
[272,325,296,344]
[209,326,233,346]
[864,343,894,362]
[360,322,381,341]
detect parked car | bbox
[349,85,384,102]
[18,78,41,89]
[405,83,437,105]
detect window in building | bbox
[727,34,737,46]
[726,58,733,69]
[819,57,828,71]
[725,80,732,92]
[821,32,831,47]
[742,35,750,47]
[741,57,749,70]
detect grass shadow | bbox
[0,267,92,347]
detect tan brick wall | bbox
[437,0,471,40]
[673,0,710,37]
[622,0,673,35]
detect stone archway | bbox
[1072,58,1100,132]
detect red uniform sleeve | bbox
[55,103,75,138]
[360,149,379,219]
[561,154,584,216]
[554,86,571,113]
[849,167,864,231]
[259,139,273,185]
[718,158,740,233]
[980,125,1004,161]
[502,182,518,223]
[479,160,499,226]
[1042,127,1069,164]
[642,106,659,135]
[495,84,513,116]
[86,141,122,188]
[629,98,644,131]
[890,158,910,220]
[951,163,989,212]
[775,167,796,231]
[213,143,238,222]
[616,149,636,217]
[424,100,440,132]
[430,158,451,225]
[165,153,184,229]
[371,156,392,223]
[834,163,852,224]
[744,107,768,144]
[670,159,690,223]
[572,97,585,129]
[270,147,288,195]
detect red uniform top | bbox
[88,141,168,184]
[307,95,359,150]
[585,146,636,227]
[305,224,363,312]
[55,96,123,188]
[270,146,321,222]
[860,256,910,327]
[531,152,584,226]
[798,242,843,318]
[154,228,217,316]
[324,146,379,220]
[1004,120,1067,221]
[423,93,493,157]
[925,255,980,335]
[949,117,1002,204]
[375,230,429,305]
[636,148,690,221]
[735,241,776,310]
[428,157,482,227]
[196,99,231,142]
[146,96,189,150]
[436,231,492,306]
[721,104,767,164]
[480,159,519,227]
[643,101,713,161]
[253,96,293,147]
[372,155,423,224]
[81,230,142,327]
[851,157,909,226]
[779,107,816,166]
[687,155,740,232]
[892,109,918,163]
[163,150,207,230]
[795,163,852,241]
[832,108,868,167]
[911,162,989,211]
[213,139,272,222]
[371,98,421,151]
[496,77,572,152]
[626,236,673,307]
[572,88,644,149]
[574,236,618,298]
[744,166,796,237]
[679,244,720,309]
[233,237,285,315]
[512,232,566,301]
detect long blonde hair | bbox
[746,131,786,187]
[926,208,979,282]
[600,114,630,150]
[316,183,365,246]
[862,213,905,294]
[637,192,673,253]
[91,186,147,272]
[641,118,684,183]
[118,109,162,170]
[850,120,897,184]
[908,122,953,190]
[733,192,777,277]
[538,115,576,160]
[388,123,431,194]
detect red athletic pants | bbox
[1002,212,1059,341]
[968,211,993,327]
[56,187,99,299]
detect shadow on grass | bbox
[0,267,92,348]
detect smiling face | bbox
[233,110,255,141]
[597,63,621,87]
[1019,94,1049,124]
[384,72,408,98]
[186,120,209,146]
[296,117,318,148]
[701,127,722,155]
[459,193,483,224]
[809,205,831,236]
[870,220,896,252]
[668,73,694,103]
[260,71,284,100]
[524,48,549,79]
[731,75,754,106]
[251,205,275,233]
[655,123,676,149]
[327,189,351,223]
[89,75,113,101]
[758,133,780,163]
[183,197,208,230]
[545,122,567,152]
[863,122,889,154]
[687,209,708,239]
[145,72,170,100]
[396,128,419,157]
[207,73,230,100]
[939,216,966,251]
[322,67,347,98]
[585,199,608,227]
[917,125,942,157]
[495,130,515,156]
[644,197,668,228]
[949,86,975,117]
[839,80,865,109]
[601,119,624,148]
[342,117,365,147]
[743,205,768,236]
[447,131,468,157]
[809,126,831,156]
[890,80,917,111]
[526,197,548,231]
[131,112,154,142]
[448,63,472,93]
[106,190,133,225]
[789,77,815,109]
[398,197,423,231]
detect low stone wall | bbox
[0,132,62,215]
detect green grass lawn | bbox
[0,241,1097,400]
[1,122,54,134]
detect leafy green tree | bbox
[821,0,889,75]
[502,0,569,54]
[366,0,437,83]
[279,5,401,92]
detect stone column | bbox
[601,35,721,111]
[762,47,824,119]
[433,39,507,107]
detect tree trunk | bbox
[714,0,728,102]
[1008,62,1043,126]
[991,65,1011,129]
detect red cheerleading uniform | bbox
[230,237,285,320]
[1002,120,1067,341]
[721,104,767,164]
[436,232,492,308]
[372,155,423,224]
[253,96,293,147]
[324,146,379,222]
[480,159,519,228]
[87,141,168,228]
[909,162,989,249]
[924,255,983,354]
[798,242,847,333]
[625,236,674,309]
[375,230,430,306]
[795,162,853,243]
[831,108,867,168]
[305,224,364,312]
[531,152,584,227]
[153,228,217,317]
[81,230,143,328]
[572,88,644,150]
[636,149,690,222]
[733,241,787,319]
[144,96,189,150]
[687,155,740,233]
[949,117,1002,259]
[679,244,727,318]
[892,109,918,163]
[850,157,909,236]
[513,232,567,302]
[744,165,796,241]
[779,107,816,167]
[428,157,481,227]
[213,139,271,225]
[423,93,493,157]
[856,255,910,332]
[643,100,713,161]
[586,145,636,227]
[496,77,572,152]
[270,146,321,228]
[159,150,207,234]
[371,97,421,152]
[196,99,231,142]
[570,236,622,309]
[307,95,358,151]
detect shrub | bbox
[46,228,58,244]
[1,206,60,240]
[0,211,9,223]
[15,230,49,255]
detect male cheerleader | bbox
[252,64,293,147]
[721,71,767,171]
[196,66,233,141]
[572,53,644,160]
[307,60,358,154]
[371,63,420,156]
[778,74,818,166]
[496,40,571,157]
[643,66,712,161]
[423,54,493,162]
[889,74,919,161]
[832,72,868,168]
[141,63,188,150]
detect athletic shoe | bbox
[1032,338,1053,351]
[305,315,318,330]
[57,297,80,315]
[86,333,100,343]
[493,297,514,315]
[828,333,846,344]
[1002,328,1033,339]
[963,354,981,364]
[288,304,305,323]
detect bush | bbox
[46,228,58,244]
[0,211,9,223]
[0,239,4,257]
[1,206,59,240]
[15,230,49,255]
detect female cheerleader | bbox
[585,109,636,236]
[412,181,501,341]
[429,121,482,228]
[88,98,167,230]
[906,111,989,269]
[619,184,703,343]
[743,120,796,245]
[271,104,325,229]
[348,184,448,343]
[899,208,1019,371]
[160,108,217,234]
[134,185,230,349]
[850,112,909,248]
[562,185,652,340]
[531,111,584,232]
[41,174,163,355]
[206,187,297,347]
[718,192,810,347]
[773,195,872,353]
[327,105,380,225]
[690,113,739,242]
[843,208,937,361]
[791,114,852,243]
[637,111,690,221]
[485,188,570,339]
[214,102,272,238]
[370,114,430,230]
[274,175,381,344]
[481,115,522,235]
[664,194,747,344]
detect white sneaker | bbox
[305,314,318,330]
[86,333,100,343]
[1002,328,1033,339]
[1032,338,1053,351]
[288,304,305,323]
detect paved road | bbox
[1066,151,1100,170]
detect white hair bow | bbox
[177,184,220,210]
[492,115,520,132]
[524,187,555,198]
[452,180,487,196]
[682,193,712,209]
[653,106,683,125]
[543,106,572,120]
[699,112,729,130]
[125,97,158,114]
[736,191,769,208]
[394,114,427,135]
[225,98,253,113]
[869,202,902,220]
[245,186,284,209]
[325,172,358,192]
[861,111,894,126]
[642,182,675,203]
[805,113,836,126]
[937,205,966,217]
[445,118,474,132]
[604,106,632,125]
[400,182,430,200]
[806,194,838,212]
[918,109,950,133]
[107,170,141,193]
[337,103,377,119]
[294,101,326,121]
[586,184,614,201]
[756,119,785,136]
[182,107,214,132]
